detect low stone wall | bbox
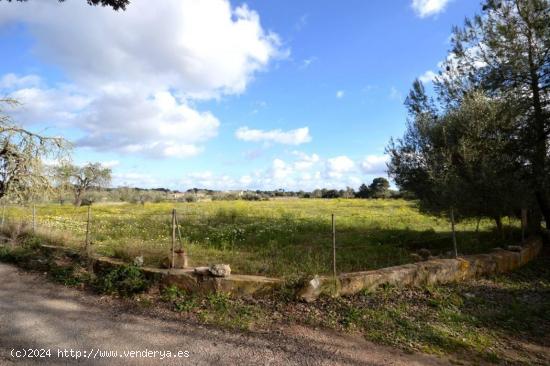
[14,237,543,301]
[38,245,283,296]
[297,237,543,302]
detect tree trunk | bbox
[494,216,503,238]
[535,191,550,230]
[526,25,549,240]
[527,209,542,237]
[74,190,82,207]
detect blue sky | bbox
[0,0,481,191]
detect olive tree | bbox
[0,99,68,202]
[387,83,529,230]
[437,0,550,229]
[55,162,112,206]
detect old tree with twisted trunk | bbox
[0,99,68,202]
[54,162,112,206]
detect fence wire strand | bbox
[0,203,522,276]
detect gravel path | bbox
[0,263,450,365]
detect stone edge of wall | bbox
[5,237,542,300]
[37,245,284,296]
[297,237,543,302]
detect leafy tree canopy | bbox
[54,162,112,206]
[387,0,549,231]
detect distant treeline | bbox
[186,177,409,201]
[52,176,411,204]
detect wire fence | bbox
[0,203,525,278]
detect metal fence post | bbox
[85,206,92,255]
[171,208,176,269]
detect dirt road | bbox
[0,263,449,365]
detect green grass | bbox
[160,285,267,330]
[270,254,550,364]
[2,199,520,276]
[1,226,547,364]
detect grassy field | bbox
[267,252,550,365]
[2,199,521,277]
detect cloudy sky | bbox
[0,0,480,191]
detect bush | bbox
[93,265,150,297]
[241,192,268,201]
[211,193,239,201]
[184,195,197,203]
[161,285,199,312]
[0,245,34,264]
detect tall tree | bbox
[50,161,73,204]
[55,162,112,206]
[0,99,68,202]
[387,80,445,211]
[437,0,550,229]
[369,177,391,198]
[356,183,370,199]
[387,83,528,228]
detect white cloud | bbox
[0,0,284,97]
[179,153,387,191]
[325,156,355,179]
[300,57,317,69]
[235,126,312,145]
[271,159,294,180]
[112,172,160,188]
[99,160,120,169]
[0,0,284,158]
[0,73,41,89]
[78,90,219,158]
[292,151,320,171]
[360,155,388,175]
[239,175,253,186]
[180,171,242,191]
[5,81,91,127]
[336,90,345,99]
[419,70,438,83]
[411,0,452,18]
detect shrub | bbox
[93,265,150,297]
[161,285,199,312]
[0,246,34,265]
[184,195,197,203]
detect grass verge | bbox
[1,235,548,365]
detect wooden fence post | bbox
[450,207,458,258]
[171,208,176,269]
[174,214,188,268]
[85,206,91,255]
